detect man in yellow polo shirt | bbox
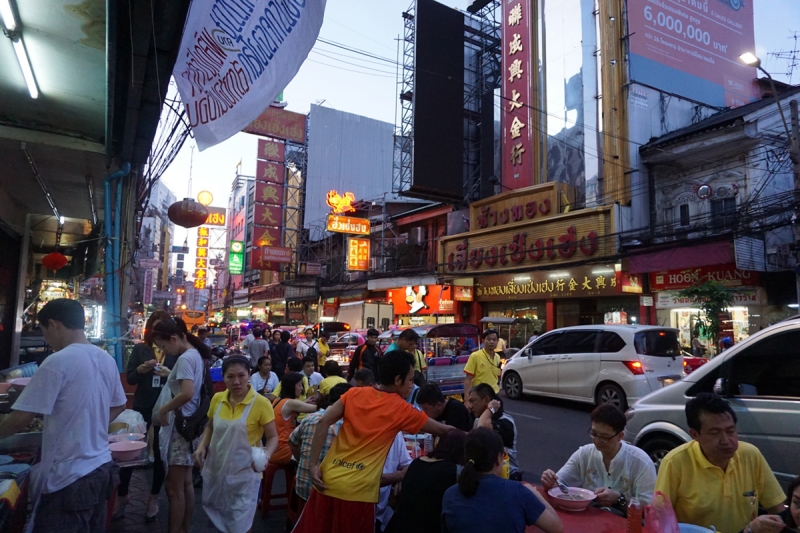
[655,393,786,533]
[464,329,502,400]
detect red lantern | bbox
[168,198,209,228]
[42,252,69,271]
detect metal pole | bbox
[790,100,800,309]
[10,213,31,367]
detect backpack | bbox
[174,364,213,448]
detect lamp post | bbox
[740,53,800,309]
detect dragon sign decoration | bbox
[326,190,356,214]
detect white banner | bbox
[656,289,764,309]
[174,0,327,150]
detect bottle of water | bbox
[424,434,434,455]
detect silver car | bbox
[624,318,800,486]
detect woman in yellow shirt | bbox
[464,329,502,400]
[317,331,331,369]
[194,357,278,533]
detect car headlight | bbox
[625,407,635,421]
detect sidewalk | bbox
[110,466,289,533]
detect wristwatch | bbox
[489,406,496,414]
[617,493,626,508]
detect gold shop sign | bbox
[468,182,574,231]
[440,207,614,274]
[475,265,621,302]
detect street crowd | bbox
[0,299,797,533]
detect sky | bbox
[159,0,800,258]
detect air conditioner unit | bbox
[409,227,426,245]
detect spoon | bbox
[556,479,570,494]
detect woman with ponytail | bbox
[152,317,212,533]
[441,428,563,533]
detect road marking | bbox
[505,410,542,420]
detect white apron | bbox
[201,399,261,533]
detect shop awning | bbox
[628,241,734,274]
[367,275,438,291]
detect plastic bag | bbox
[646,491,680,533]
[152,384,174,427]
[110,409,147,435]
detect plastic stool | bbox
[260,462,295,518]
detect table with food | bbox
[524,483,627,533]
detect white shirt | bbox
[556,441,657,504]
[243,333,255,351]
[303,371,323,388]
[13,343,127,493]
[250,371,279,394]
[375,433,412,529]
[296,339,318,357]
[167,348,205,416]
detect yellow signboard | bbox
[347,238,370,271]
[327,215,370,235]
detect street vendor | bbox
[0,299,127,532]
[463,329,502,399]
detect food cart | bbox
[480,317,534,352]
[411,324,481,396]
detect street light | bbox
[739,52,793,147]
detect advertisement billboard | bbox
[346,237,370,271]
[387,285,455,315]
[628,0,758,107]
[244,107,307,143]
[228,241,244,275]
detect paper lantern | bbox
[42,252,68,271]
[168,198,209,228]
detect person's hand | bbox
[157,408,170,427]
[156,366,171,378]
[138,359,157,374]
[541,469,558,490]
[193,446,207,468]
[310,464,327,492]
[488,400,501,412]
[747,515,787,533]
[593,487,620,507]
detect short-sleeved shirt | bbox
[304,371,324,389]
[438,398,473,432]
[319,386,428,503]
[655,441,785,533]
[13,343,127,493]
[273,374,309,400]
[207,386,275,445]
[250,371,279,395]
[317,342,330,367]
[319,376,347,396]
[376,433,412,529]
[248,339,269,365]
[442,475,546,533]
[557,442,657,504]
[464,348,501,393]
[167,348,205,416]
[289,410,343,501]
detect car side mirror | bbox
[713,377,729,396]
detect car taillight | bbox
[622,360,644,375]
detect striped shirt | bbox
[288,409,343,501]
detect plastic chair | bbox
[260,462,295,518]
[285,474,306,527]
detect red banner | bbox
[244,107,306,143]
[454,286,473,302]
[387,285,455,315]
[256,159,285,184]
[501,0,533,190]
[257,138,286,163]
[254,204,283,227]
[250,250,281,271]
[261,246,293,264]
[650,264,759,291]
[255,181,285,205]
[252,225,282,248]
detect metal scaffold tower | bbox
[393,4,416,196]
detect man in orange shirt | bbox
[292,350,453,533]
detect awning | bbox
[628,241,734,274]
[367,275,438,291]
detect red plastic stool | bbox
[260,462,295,518]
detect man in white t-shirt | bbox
[301,356,324,392]
[375,432,412,531]
[0,299,127,532]
[541,403,657,508]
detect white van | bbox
[501,325,683,411]
[624,318,800,486]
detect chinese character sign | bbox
[347,238,370,271]
[255,181,285,205]
[252,225,282,248]
[195,226,209,286]
[257,138,286,163]
[502,1,533,190]
[254,204,283,226]
[256,159,285,184]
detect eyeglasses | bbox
[587,429,621,443]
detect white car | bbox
[501,325,684,410]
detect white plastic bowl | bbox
[546,487,597,512]
[109,433,146,443]
[109,441,147,462]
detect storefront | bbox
[650,264,765,352]
[386,284,456,326]
[248,283,285,324]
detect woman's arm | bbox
[193,419,214,468]
[262,420,278,458]
[527,485,564,533]
[281,399,318,418]
[157,379,195,425]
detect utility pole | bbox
[790,100,800,308]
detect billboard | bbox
[410,0,464,201]
[256,160,285,184]
[628,0,758,107]
[228,241,244,275]
[346,237,370,271]
[387,285,455,315]
[257,138,286,163]
[204,207,227,227]
[244,107,307,143]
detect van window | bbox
[729,331,800,398]
[560,331,599,354]
[634,330,680,357]
[531,333,562,355]
[599,331,626,353]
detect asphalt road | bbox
[500,391,596,484]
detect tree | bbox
[678,280,734,350]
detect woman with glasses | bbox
[541,403,657,511]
